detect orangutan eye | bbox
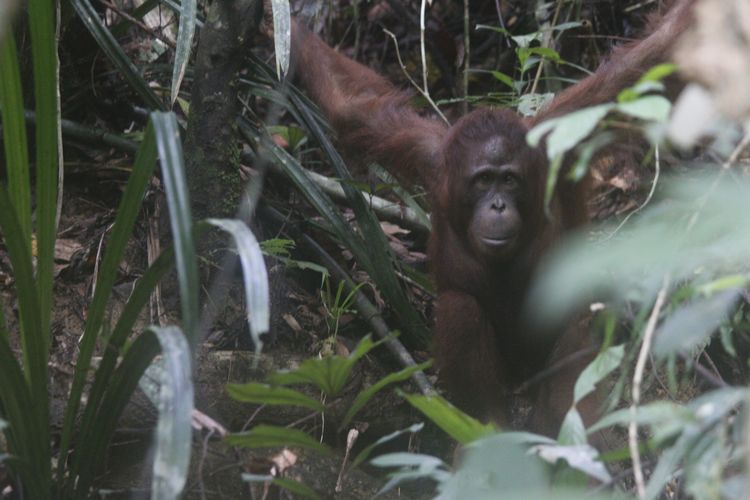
[477,172,492,184]
[502,172,519,188]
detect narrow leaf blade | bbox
[170,0,197,104]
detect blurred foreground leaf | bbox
[529,175,750,336]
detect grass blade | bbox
[151,111,200,346]
[0,190,49,496]
[170,0,196,104]
[270,0,291,78]
[0,30,31,242]
[207,218,269,353]
[28,0,58,394]
[0,188,45,395]
[149,326,194,500]
[0,334,46,499]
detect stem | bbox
[629,274,669,498]
[530,0,563,95]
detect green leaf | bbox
[688,387,747,424]
[0,187,50,499]
[28,4,58,463]
[272,477,324,500]
[644,431,692,500]
[557,407,586,446]
[522,46,561,64]
[0,332,43,498]
[532,443,611,483]
[543,153,563,214]
[260,238,294,258]
[518,52,539,73]
[227,383,325,412]
[511,32,543,49]
[530,176,750,329]
[639,63,678,84]
[618,81,664,102]
[401,392,496,444]
[207,219,270,354]
[266,125,308,151]
[371,452,450,495]
[271,0,291,78]
[268,356,345,393]
[152,112,200,346]
[437,434,549,498]
[371,452,446,468]
[694,275,749,296]
[550,21,584,33]
[147,326,194,500]
[568,132,613,181]
[683,429,725,499]
[242,474,324,500]
[640,389,745,500]
[528,103,612,160]
[588,401,693,435]
[469,69,514,89]
[0,30,31,243]
[0,179,43,393]
[340,361,431,430]
[226,425,332,455]
[573,345,624,404]
[653,290,740,357]
[489,70,514,89]
[474,24,510,35]
[170,0,197,104]
[616,95,671,122]
[517,92,554,118]
[269,335,378,395]
[618,64,676,102]
[351,423,424,469]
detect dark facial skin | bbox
[463,136,527,262]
